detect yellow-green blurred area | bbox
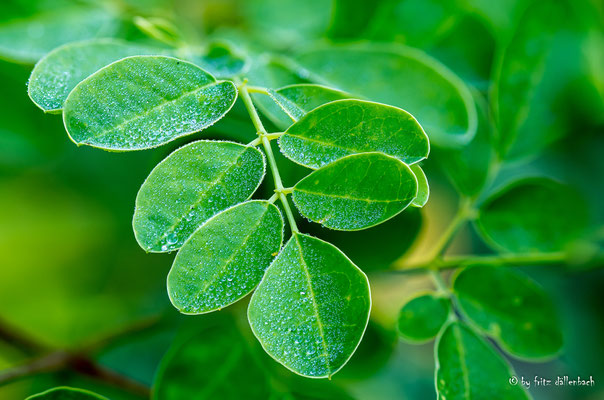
[0,0,603,399]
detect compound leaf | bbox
[296,44,476,147]
[63,55,237,151]
[133,140,265,253]
[410,164,429,207]
[0,8,119,64]
[453,266,563,359]
[248,233,371,378]
[279,99,429,169]
[476,178,588,253]
[269,84,350,121]
[168,201,283,314]
[292,153,418,230]
[397,292,449,342]
[28,39,168,113]
[436,322,530,399]
[26,387,108,400]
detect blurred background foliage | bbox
[0,0,602,399]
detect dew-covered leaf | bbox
[0,8,120,64]
[248,233,371,378]
[26,386,108,400]
[397,292,449,342]
[28,39,168,113]
[453,266,563,359]
[188,41,248,78]
[279,99,429,169]
[292,153,418,231]
[168,201,283,314]
[475,178,588,253]
[436,321,530,400]
[410,164,429,208]
[63,55,237,151]
[133,140,265,252]
[296,44,477,147]
[268,84,350,121]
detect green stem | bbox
[426,197,475,262]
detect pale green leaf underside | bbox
[296,44,477,147]
[28,39,169,113]
[26,386,108,400]
[453,266,562,359]
[410,164,429,207]
[280,99,429,169]
[475,178,588,253]
[248,233,371,378]
[436,322,530,400]
[292,153,418,231]
[397,292,449,342]
[133,140,265,252]
[0,8,119,64]
[268,84,350,121]
[168,201,283,314]
[63,55,237,151]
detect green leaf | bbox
[133,140,265,252]
[26,386,108,400]
[292,153,418,231]
[397,292,449,342]
[63,55,237,151]
[410,164,429,207]
[189,41,248,78]
[476,178,588,253]
[168,201,283,314]
[453,266,563,359]
[0,8,120,64]
[279,99,429,169]
[296,44,477,147]
[28,39,167,113]
[248,233,371,378]
[435,322,530,400]
[268,84,350,121]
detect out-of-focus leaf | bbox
[63,56,237,151]
[0,8,120,64]
[26,387,108,400]
[435,322,530,400]
[292,153,418,231]
[328,0,383,39]
[476,178,588,252]
[188,41,248,78]
[280,99,429,169]
[397,292,450,342]
[28,39,167,113]
[269,84,350,121]
[133,140,265,252]
[167,201,283,314]
[453,266,563,359]
[248,233,371,378]
[296,44,477,147]
[410,164,429,207]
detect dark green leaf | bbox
[168,201,283,314]
[410,164,429,207]
[269,84,350,121]
[296,44,477,147]
[133,140,265,252]
[435,322,530,400]
[292,153,418,230]
[188,41,248,78]
[397,292,450,342]
[476,178,588,252]
[453,265,563,359]
[63,55,237,151]
[26,387,108,400]
[248,233,371,378]
[28,39,167,113]
[280,99,429,169]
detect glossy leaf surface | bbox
[133,141,265,252]
[248,233,371,378]
[280,99,429,169]
[168,201,283,314]
[292,153,418,230]
[397,293,449,342]
[26,387,108,400]
[453,266,563,359]
[269,84,350,121]
[63,56,237,150]
[436,322,530,400]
